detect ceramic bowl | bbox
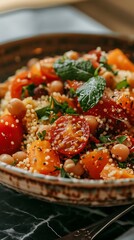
[0,33,134,206]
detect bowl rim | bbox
[0,162,134,188]
[0,32,134,188]
[0,32,134,46]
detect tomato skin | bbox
[50,115,90,157]
[86,95,127,120]
[0,115,23,155]
[40,58,60,82]
[84,95,129,132]
[10,71,45,99]
[81,150,110,179]
[28,140,60,176]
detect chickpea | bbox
[48,80,64,94]
[102,71,114,88]
[0,154,14,165]
[12,151,27,163]
[84,116,98,134]
[7,98,26,119]
[63,159,84,176]
[111,144,130,162]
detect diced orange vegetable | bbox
[117,92,134,123]
[100,163,134,179]
[81,150,110,179]
[107,48,134,72]
[28,140,60,176]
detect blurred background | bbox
[0,0,133,43]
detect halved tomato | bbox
[50,115,90,156]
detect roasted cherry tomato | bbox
[50,115,90,156]
[40,58,60,82]
[0,114,23,154]
[28,140,60,176]
[86,95,127,119]
[10,71,45,99]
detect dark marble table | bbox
[0,5,134,240]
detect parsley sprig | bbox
[35,96,77,122]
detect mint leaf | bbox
[54,58,95,82]
[116,135,127,144]
[116,79,129,90]
[76,76,106,112]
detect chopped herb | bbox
[116,79,129,90]
[71,155,79,164]
[116,135,127,144]
[35,105,52,120]
[76,76,106,112]
[37,130,46,140]
[50,116,58,124]
[36,96,77,122]
[100,56,118,75]
[54,58,95,82]
[21,83,35,99]
[118,161,127,169]
[69,88,76,98]
[99,135,111,143]
[55,166,71,178]
[65,107,77,114]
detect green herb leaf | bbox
[35,106,52,120]
[71,157,79,164]
[99,135,111,143]
[116,79,129,90]
[76,76,106,112]
[116,135,127,144]
[55,166,71,178]
[52,97,77,115]
[118,161,127,169]
[69,88,76,98]
[100,56,118,75]
[21,83,35,99]
[54,58,95,82]
[37,130,46,140]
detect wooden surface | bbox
[74,0,134,34]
